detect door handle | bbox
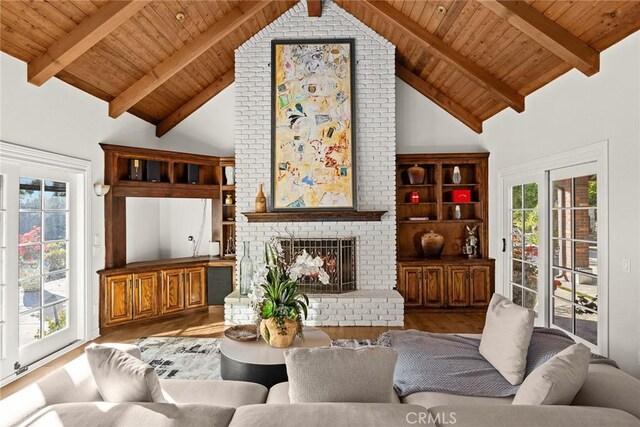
[502,238,506,252]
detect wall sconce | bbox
[94,183,111,196]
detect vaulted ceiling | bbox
[2,1,639,136]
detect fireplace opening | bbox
[279,237,356,294]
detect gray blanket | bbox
[378,328,617,397]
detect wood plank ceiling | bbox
[1,1,639,136]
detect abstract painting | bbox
[271,39,356,211]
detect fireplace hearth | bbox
[279,237,356,294]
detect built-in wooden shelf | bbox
[111,181,219,198]
[396,152,493,311]
[398,202,437,205]
[442,201,481,205]
[243,210,387,222]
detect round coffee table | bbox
[220,327,331,388]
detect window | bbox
[18,178,69,346]
[551,173,598,345]
[509,183,540,317]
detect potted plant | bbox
[249,239,329,348]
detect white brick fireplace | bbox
[226,0,403,327]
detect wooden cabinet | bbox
[396,153,494,310]
[397,260,494,309]
[424,266,445,307]
[98,258,234,331]
[103,274,133,326]
[447,266,470,307]
[133,271,158,319]
[185,266,206,309]
[162,268,185,314]
[398,266,423,307]
[469,265,492,306]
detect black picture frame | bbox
[270,38,356,212]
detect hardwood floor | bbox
[0,306,485,399]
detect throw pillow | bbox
[284,346,398,403]
[85,343,165,403]
[479,293,535,385]
[513,343,591,405]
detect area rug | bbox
[133,336,379,380]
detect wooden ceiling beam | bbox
[109,1,270,119]
[362,0,524,113]
[396,64,483,134]
[27,1,149,86]
[156,70,235,137]
[482,1,599,76]
[308,0,322,17]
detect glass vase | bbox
[239,242,253,296]
[453,166,462,184]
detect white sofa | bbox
[2,342,639,427]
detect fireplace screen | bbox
[279,237,356,294]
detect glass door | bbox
[503,174,546,325]
[1,165,79,382]
[18,173,75,362]
[550,163,600,349]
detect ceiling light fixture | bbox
[437,5,447,14]
[176,12,185,22]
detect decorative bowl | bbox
[224,324,259,342]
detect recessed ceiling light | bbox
[176,12,185,22]
[437,5,447,14]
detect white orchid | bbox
[287,250,330,284]
[318,269,330,285]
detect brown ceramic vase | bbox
[421,230,445,258]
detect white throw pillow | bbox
[284,346,398,403]
[513,343,591,405]
[479,293,535,385]
[85,343,165,403]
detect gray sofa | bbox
[2,345,639,427]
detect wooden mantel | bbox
[243,211,387,222]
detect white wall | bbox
[157,198,212,259]
[481,32,640,376]
[126,198,161,262]
[396,78,481,153]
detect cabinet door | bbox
[104,274,133,326]
[185,266,206,309]
[398,265,423,307]
[162,268,185,314]
[424,266,445,307]
[133,271,158,319]
[469,265,492,306]
[446,266,469,307]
